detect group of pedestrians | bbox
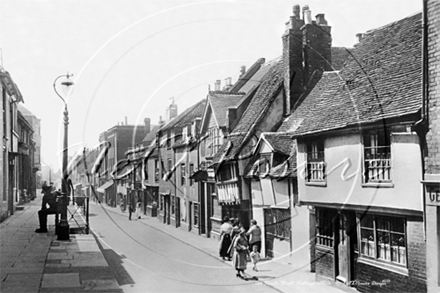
[128,201,142,220]
[218,217,262,280]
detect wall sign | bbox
[426,184,440,206]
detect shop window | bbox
[363,131,391,183]
[316,209,335,247]
[306,140,325,183]
[359,214,406,266]
[193,203,199,227]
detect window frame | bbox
[362,130,393,186]
[305,139,326,186]
[316,208,335,248]
[358,214,407,271]
[193,202,199,227]
[154,159,159,182]
[181,163,186,186]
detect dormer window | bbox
[306,139,325,183]
[363,130,391,183]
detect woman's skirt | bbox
[233,250,248,270]
[219,234,231,257]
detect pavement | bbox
[1,194,355,293]
[1,194,121,293]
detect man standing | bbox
[128,203,133,220]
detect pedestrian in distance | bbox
[232,227,250,280]
[135,201,141,219]
[250,245,261,271]
[218,216,233,261]
[35,189,58,233]
[128,203,133,220]
[246,219,262,253]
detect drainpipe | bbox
[414,0,429,241]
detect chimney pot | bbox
[293,5,300,19]
[240,65,246,76]
[356,33,364,43]
[302,5,309,20]
[316,14,327,25]
[215,80,221,90]
[305,10,312,24]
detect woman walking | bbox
[219,216,233,260]
[135,201,142,219]
[232,227,249,280]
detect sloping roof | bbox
[208,93,244,127]
[261,133,292,156]
[142,125,160,143]
[212,58,284,164]
[269,142,297,179]
[160,99,206,132]
[279,13,422,137]
[330,47,351,71]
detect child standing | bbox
[250,245,261,271]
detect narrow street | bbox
[88,203,278,293]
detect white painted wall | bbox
[298,132,423,212]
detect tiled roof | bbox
[160,99,206,132]
[279,13,422,136]
[142,125,160,143]
[269,141,297,179]
[212,58,284,164]
[330,47,351,71]
[261,133,292,156]
[208,93,244,127]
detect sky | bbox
[0,0,422,172]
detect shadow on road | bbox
[93,233,135,286]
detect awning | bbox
[97,181,114,193]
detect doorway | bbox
[335,212,356,285]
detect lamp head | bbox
[60,74,75,98]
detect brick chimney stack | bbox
[301,10,332,85]
[165,97,178,121]
[282,4,305,115]
[144,118,151,135]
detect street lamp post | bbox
[53,73,74,241]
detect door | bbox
[175,197,180,228]
[264,209,275,258]
[336,213,350,283]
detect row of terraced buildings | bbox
[71,2,440,292]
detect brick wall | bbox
[314,248,334,280]
[355,218,426,293]
[425,0,440,173]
